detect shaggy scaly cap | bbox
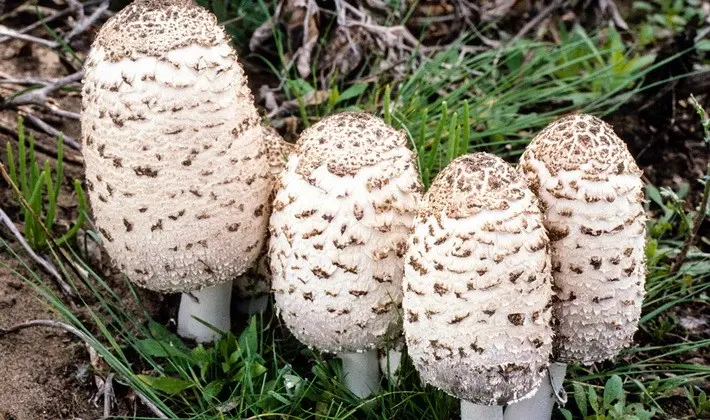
[519,114,646,364]
[403,153,553,405]
[234,126,294,300]
[269,112,423,353]
[81,0,271,293]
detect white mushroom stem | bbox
[177,281,233,343]
[461,400,503,420]
[379,348,403,385]
[503,362,568,420]
[339,350,381,398]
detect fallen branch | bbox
[2,70,84,108]
[21,112,81,149]
[102,372,115,418]
[0,8,72,44]
[0,206,77,300]
[671,95,710,273]
[0,319,89,339]
[0,24,58,47]
[64,0,109,43]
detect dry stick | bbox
[490,0,563,83]
[0,206,77,300]
[0,320,170,419]
[671,96,710,273]
[0,24,58,47]
[135,391,169,419]
[671,163,710,273]
[0,8,71,44]
[64,0,109,43]
[103,372,115,419]
[0,72,81,86]
[3,70,84,108]
[21,112,82,149]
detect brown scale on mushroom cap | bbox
[264,126,294,177]
[524,114,642,178]
[295,112,409,178]
[403,153,553,405]
[425,153,526,219]
[93,0,225,62]
[233,127,294,300]
[519,114,646,364]
[270,113,422,353]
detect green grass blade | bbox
[6,142,17,187]
[43,161,56,231]
[54,133,64,203]
[446,111,458,164]
[17,117,28,200]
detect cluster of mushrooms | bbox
[81,0,647,419]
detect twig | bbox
[0,319,89,340]
[0,73,81,87]
[21,112,82,149]
[0,206,77,300]
[2,70,84,108]
[670,163,710,274]
[0,8,71,44]
[103,372,114,419]
[508,0,563,46]
[598,0,629,30]
[135,389,169,419]
[64,0,108,43]
[0,24,58,47]
[671,96,710,273]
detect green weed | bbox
[4,117,87,250]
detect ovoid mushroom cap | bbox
[519,114,647,364]
[403,153,554,405]
[81,0,271,293]
[92,0,224,62]
[269,112,423,353]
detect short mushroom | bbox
[269,112,422,397]
[233,126,294,315]
[505,114,646,419]
[81,0,271,342]
[402,153,554,420]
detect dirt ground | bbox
[0,6,709,420]
[0,264,103,420]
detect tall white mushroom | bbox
[81,0,271,342]
[505,114,646,419]
[403,153,554,420]
[269,112,422,397]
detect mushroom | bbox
[402,153,554,420]
[233,126,294,315]
[81,0,271,342]
[269,112,422,397]
[505,114,646,419]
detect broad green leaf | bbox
[558,408,573,420]
[202,380,224,401]
[574,383,588,416]
[603,375,623,408]
[588,386,599,413]
[139,375,192,395]
[337,83,368,103]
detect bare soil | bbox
[0,263,102,420]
